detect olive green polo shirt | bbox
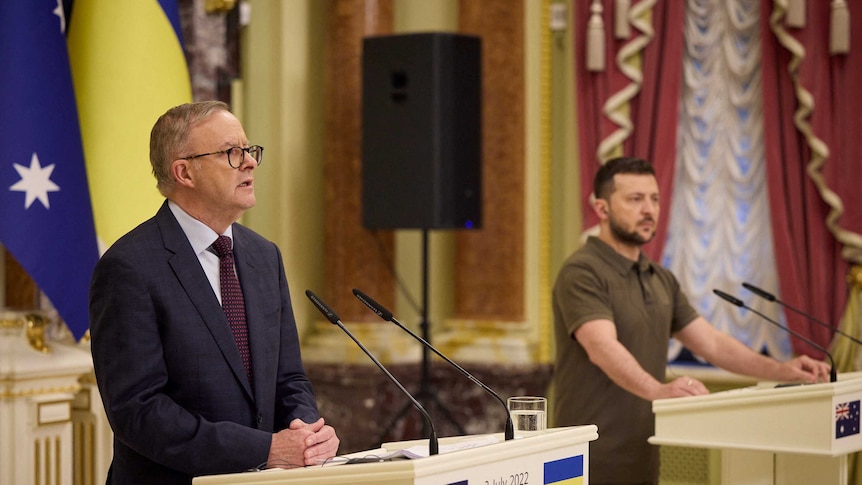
[552,236,699,483]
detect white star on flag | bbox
[10,152,61,209]
[53,0,66,33]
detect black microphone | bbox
[352,288,516,441]
[305,290,439,455]
[742,282,862,346]
[713,289,836,383]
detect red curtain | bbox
[575,0,686,261]
[759,0,862,356]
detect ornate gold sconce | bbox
[25,313,50,353]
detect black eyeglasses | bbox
[182,145,264,169]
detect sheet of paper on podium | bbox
[338,434,500,463]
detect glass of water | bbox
[507,396,547,438]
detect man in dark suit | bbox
[89,101,339,484]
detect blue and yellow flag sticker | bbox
[544,455,584,485]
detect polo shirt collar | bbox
[586,236,654,276]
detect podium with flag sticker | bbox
[193,426,598,485]
[650,372,862,485]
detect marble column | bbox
[322,0,397,321]
[454,1,527,323]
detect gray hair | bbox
[149,101,230,195]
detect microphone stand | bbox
[714,289,837,383]
[353,288,515,440]
[742,282,862,346]
[306,290,439,455]
[379,229,466,442]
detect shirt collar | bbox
[167,200,234,255]
[586,236,654,276]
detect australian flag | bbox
[0,1,99,341]
[835,400,861,439]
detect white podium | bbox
[650,372,862,485]
[194,425,598,485]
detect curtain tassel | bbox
[615,0,630,39]
[587,0,606,72]
[787,0,806,28]
[831,0,851,55]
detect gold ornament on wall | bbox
[0,311,51,353]
[205,0,237,14]
[25,313,50,353]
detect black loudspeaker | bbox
[361,33,482,230]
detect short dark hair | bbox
[593,157,656,200]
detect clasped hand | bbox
[267,418,340,468]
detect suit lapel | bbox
[156,203,254,398]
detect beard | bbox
[608,214,656,246]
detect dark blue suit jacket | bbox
[90,201,320,484]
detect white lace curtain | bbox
[663,0,792,361]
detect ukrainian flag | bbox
[544,455,584,485]
[67,0,192,251]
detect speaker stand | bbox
[377,229,466,444]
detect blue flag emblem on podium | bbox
[0,1,99,341]
[544,454,584,484]
[835,400,860,439]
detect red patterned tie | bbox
[212,235,254,390]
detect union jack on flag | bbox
[835,400,861,439]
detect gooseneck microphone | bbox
[713,289,837,383]
[742,282,862,346]
[305,290,439,455]
[352,288,516,441]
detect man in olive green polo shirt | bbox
[551,157,831,485]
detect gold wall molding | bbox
[534,0,554,363]
[37,399,72,426]
[0,384,82,400]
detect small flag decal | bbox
[544,455,584,485]
[836,400,861,439]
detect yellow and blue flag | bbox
[544,455,584,485]
[68,0,192,251]
[0,0,99,341]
